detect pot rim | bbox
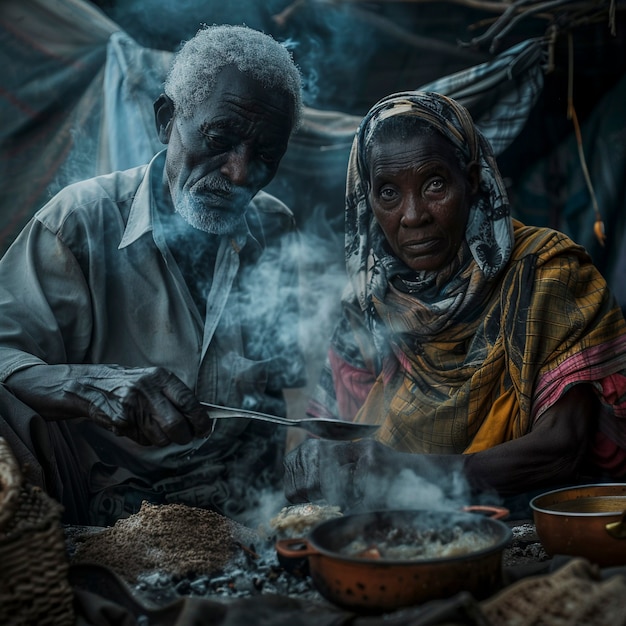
[530,483,626,518]
[304,508,513,566]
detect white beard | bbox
[175,190,245,236]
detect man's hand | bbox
[6,363,213,446]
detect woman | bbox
[284,91,626,510]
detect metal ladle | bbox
[201,401,380,441]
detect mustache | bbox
[194,176,234,196]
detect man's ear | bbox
[154,94,174,144]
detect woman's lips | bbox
[401,237,439,253]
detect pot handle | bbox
[605,510,626,539]
[275,537,321,559]
[462,505,510,520]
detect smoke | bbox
[236,487,287,534]
[274,2,380,112]
[40,2,502,531]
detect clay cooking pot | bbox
[275,506,511,612]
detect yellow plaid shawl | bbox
[353,220,626,454]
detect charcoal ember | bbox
[232,572,257,595]
[189,576,210,594]
[174,579,191,595]
[138,571,171,588]
[209,574,232,587]
[502,521,549,567]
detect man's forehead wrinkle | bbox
[201,112,287,139]
[200,116,233,130]
[221,91,287,116]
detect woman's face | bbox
[367,130,475,272]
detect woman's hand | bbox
[284,385,598,506]
[283,438,463,509]
[6,363,213,446]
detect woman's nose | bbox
[400,198,427,227]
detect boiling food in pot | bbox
[339,523,494,560]
[270,503,343,538]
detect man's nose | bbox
[220,148,251,186]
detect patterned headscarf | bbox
[344,91,514,319]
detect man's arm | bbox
[6,363,213,447]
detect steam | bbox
[375,468,487,512]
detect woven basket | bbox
[0,437,75,626]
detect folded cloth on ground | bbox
[481,557,626,626]
[69,556,626,626]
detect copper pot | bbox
[275,506,511,613]
[530,483,626,567]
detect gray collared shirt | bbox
[0,150,306,522]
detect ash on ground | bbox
[133,536,324,607]
[66,501,325,606]
[65,504,548,608]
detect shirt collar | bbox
[118,150,166,250]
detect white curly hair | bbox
[164,24,303,129]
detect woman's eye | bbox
[425,177,445,193]
[379,186,398,201]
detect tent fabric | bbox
[417,38,545,156]
[0,0,545,256]
[0,0,118,250]
[2,0,623,313]
[100,32,172,173]
[511,71,626,313]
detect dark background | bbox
[89,0,626,191]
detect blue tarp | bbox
[1,0,624,312]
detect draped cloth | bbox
[310,91,626,474]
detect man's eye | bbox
[258,151,279,165]
[202,133,231,150]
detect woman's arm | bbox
[463,383,596,495]
[284,384,597,507]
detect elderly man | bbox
[0,25,306,526]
